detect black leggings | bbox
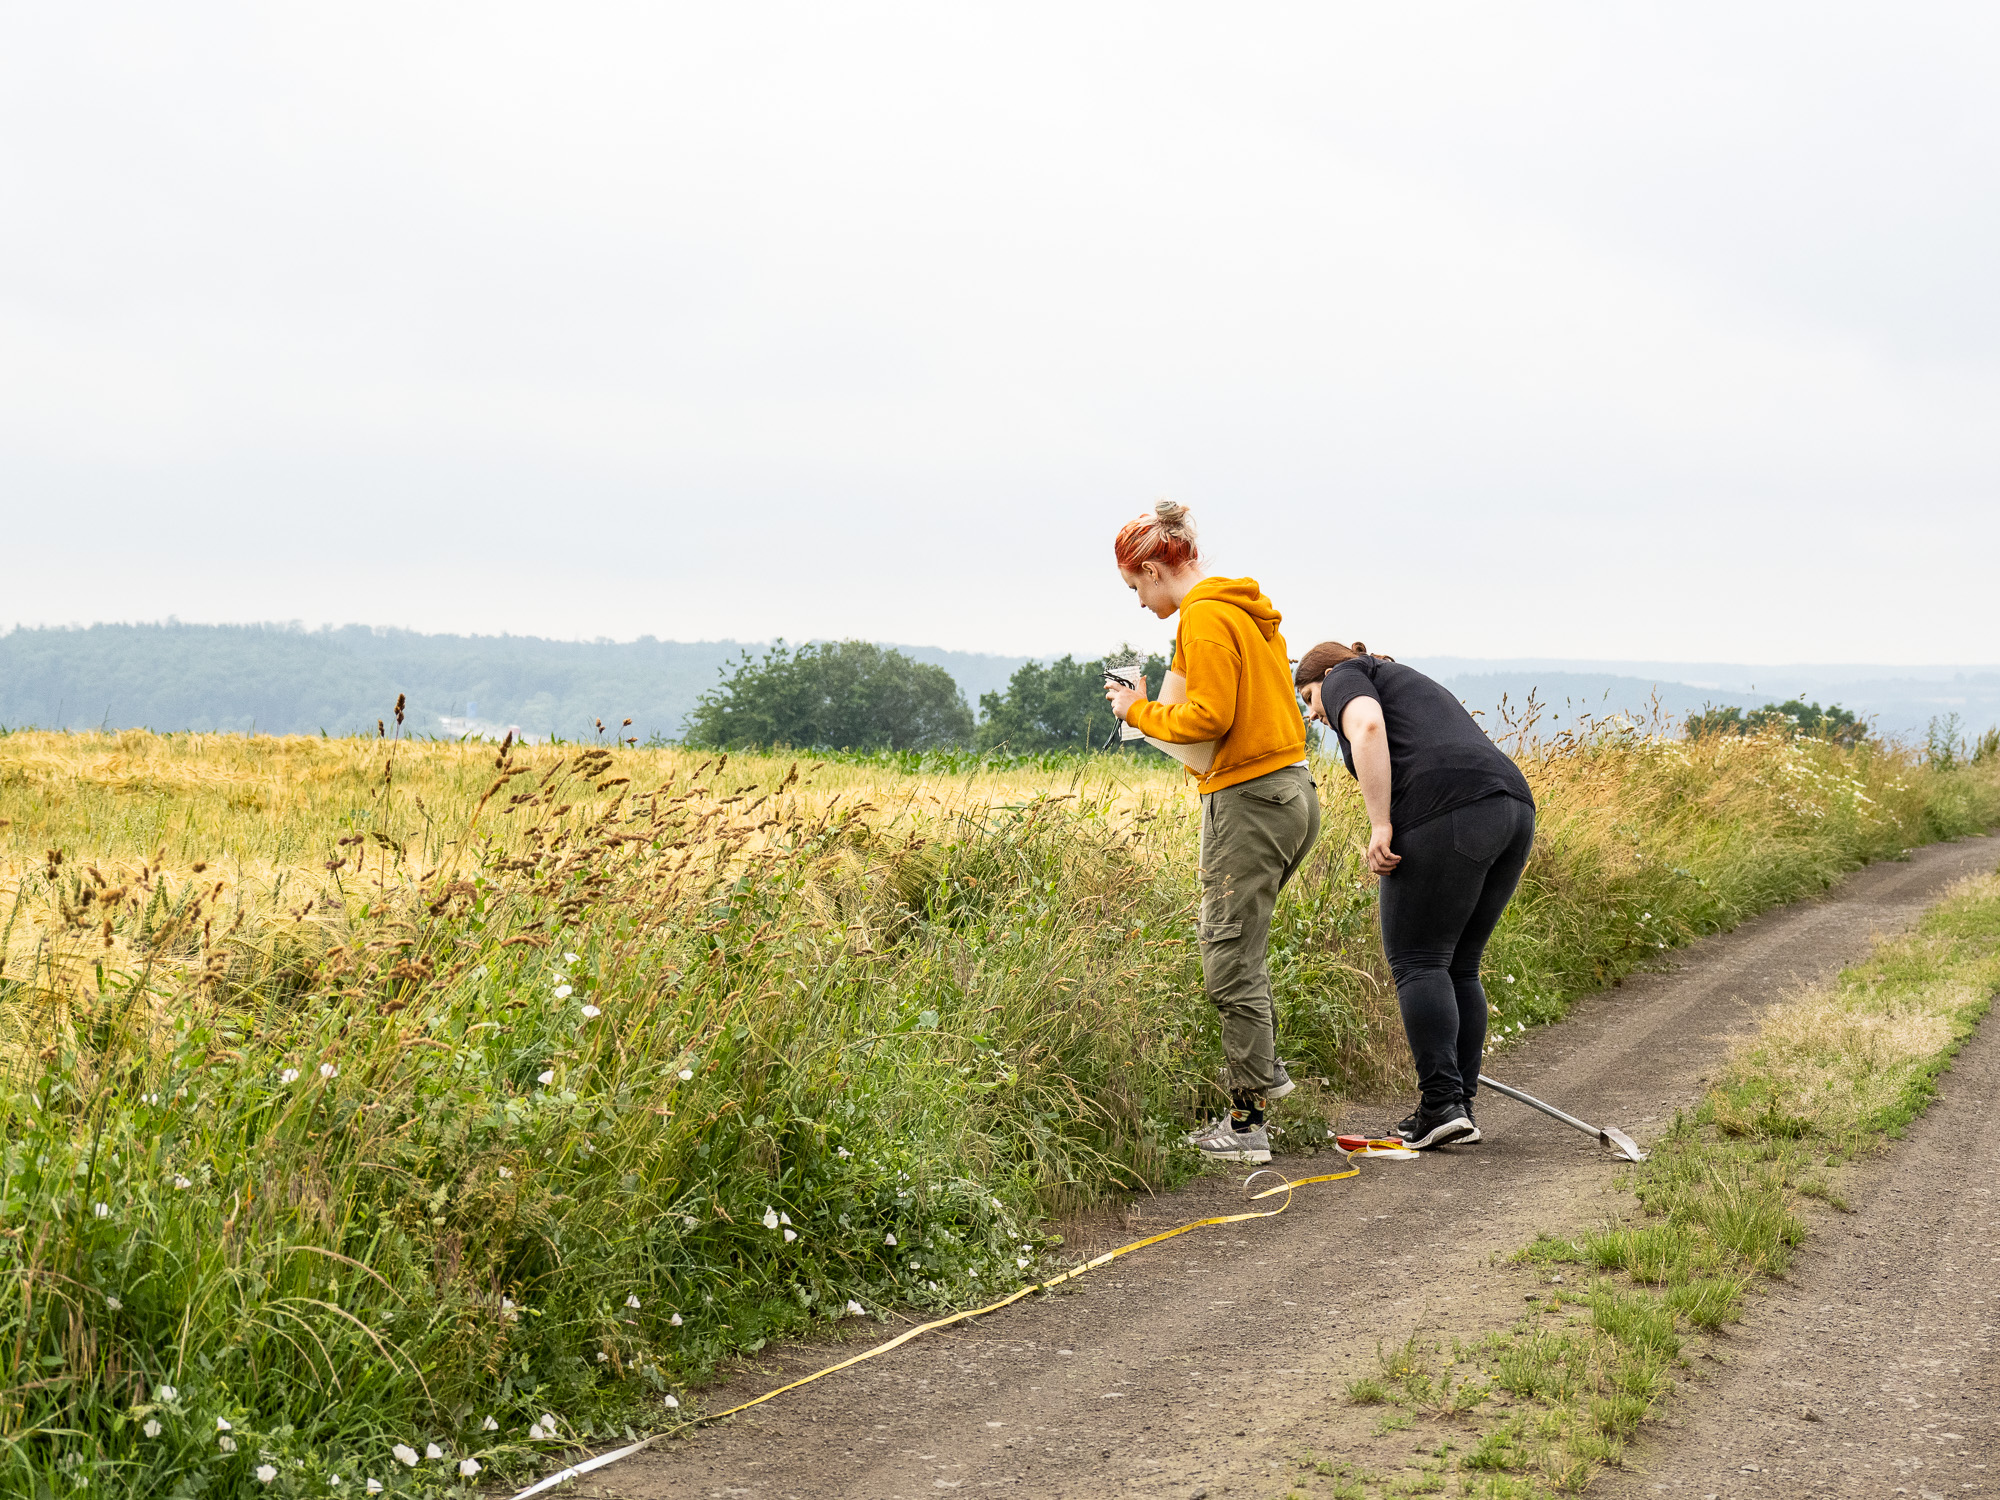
[1378,793,1535,1110]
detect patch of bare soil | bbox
[1599,984,2000,1498]
[533,836,1995,1500]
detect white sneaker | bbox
[1192,1122,1271,1164]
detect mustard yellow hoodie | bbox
[1123,576,1308,795]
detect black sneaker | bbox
[1460,1098,1483,1144]
[1397,1103,1476,1150]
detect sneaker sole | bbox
[1407,1117,1477,1150]
[1265,1078,1296,1102]
[1197,1146,1273,1163]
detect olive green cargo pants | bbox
[1198,763,1321,1097]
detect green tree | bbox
[975,647,1171,753]
[683,640,973,751]
[1685,698,1866,747]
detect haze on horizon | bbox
[5,4,1998,665]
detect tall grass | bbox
[0,724,1995,1497]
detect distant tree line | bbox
[682,640,1173,754]
[1684,698,1866,746]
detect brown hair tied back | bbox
[1293,639,1394,689]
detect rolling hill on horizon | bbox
[2,622,1994,745]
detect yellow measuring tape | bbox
[511,1158,1379,1498]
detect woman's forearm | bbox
[1353,722,1393,830]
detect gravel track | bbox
[550,834,1996,1500]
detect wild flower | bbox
[459,1459,481,1477]
[537,1069,556,1086]
[885,1233,897,1246]
[625,1294,641,1309]
[280,1069,300,1084]
[366,1481,383,1495]
[845,1300,866,1316]
[761,1207,779,1229]
[481,1415,499,1431]
[596,1351,608,1361]
[527,1422,547,1440]
[157,1385,177,1402]
[837,1146,852,1158]
[255,1465,278,1483]
[563,952,579,962]
[105,1294,121,1311]
[173,1175,192,1189]
[498,1166,513,1178]
[663,1394,680,1409]
[93,1203,109,1219]
[425,1442,444,1459]
[216,1417,232,1432]
[392,1444,418,1466]
[580,1004,601,1018]
[219,1436,237,1453]
[677,1068,693,1080]
[541,1413,557,1430]
[142,1419,161,1438]
[554,984,574,1000]
[669,1312,683,1326]
[320,1063,338,1078]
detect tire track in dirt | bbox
[1600,962,2000,1497]
[572,835,1997,1500]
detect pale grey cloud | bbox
[3,3,1995,661]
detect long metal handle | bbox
[1478,1074,1598,1137]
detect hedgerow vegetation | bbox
[0,722,1995,1497]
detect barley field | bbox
[0,724,1994,1497]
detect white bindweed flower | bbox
[458,1459,481,1477]
[664,1395,680,1409]
[527,1423,546,1441]
[255,1465,277,1484]
[498,1166,513,1179]
[563,952,579,962]
[157,1385,177,1402]
[779,1212,792,1225]
[580,1004,600,1018]
[321,1063,337,1078]
[783,1229,797,1242]
[424,1443,443,1460]
[681,1214,698,1229]
[173,1175,192,1189]
[677,1068,693,1081]
[836,1146,851,1158]
[481,1415,499,1431]
[1018,1257,1030,1268]
[105,1295,121,1311]
[596,1351,608,1362]
[761,1207,779,1229]
[280,1069,300,1084]
[216,1418,232,1432]
[884,1233,896,1246]
[1505,975,1516,984]
[540,1414,558,1430]
[366,1482,383,1496]
[142,1419,161,1438]
[537,1069,555,1086]
[669,1312,683,1327]
[625,1294,641,1309]
[93,1203,109,1219]
[554,984,573,999]
[218,1436,237,1453]
[845,1300,866,1317]
[392,1444,418,1467]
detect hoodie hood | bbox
[1182,576,1282,641]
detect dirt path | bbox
[568,836,1996,1500]
[1600,971,2000,1497]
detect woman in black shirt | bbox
[1295,641,1536,1149]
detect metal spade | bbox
[1478,1074,1648,1162]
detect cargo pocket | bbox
[1198,918,1244,944]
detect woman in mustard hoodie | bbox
[1103,502,1318,1164]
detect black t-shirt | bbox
[1321,656,1533,831]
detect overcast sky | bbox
[4,4,1997,663]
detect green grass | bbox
[0,728,1994,1496]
